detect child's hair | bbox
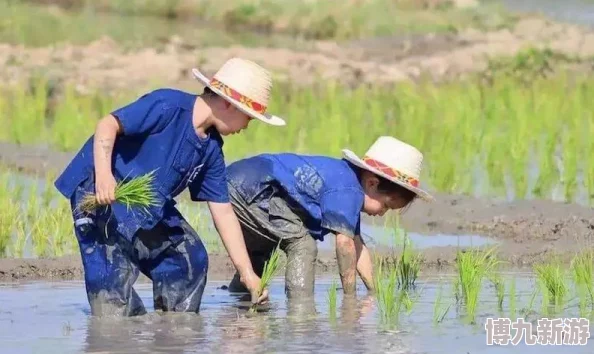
[349,162,417,210]
[202,86,217,98]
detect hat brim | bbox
[342,149,433,202]
[192,68,286,126]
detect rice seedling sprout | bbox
[327,279,338,320]
[249,241,282,313]
[534,257,568,314]
[455,247,501,323]
[76,170,159,214]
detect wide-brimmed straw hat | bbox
[342,136,433,201]
[192,58,285,126]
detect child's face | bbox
[213,100,253,135]
[361,174,411,216]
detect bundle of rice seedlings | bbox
[76,170,159,213]
[249,242,282,313]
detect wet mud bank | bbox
[1,142,593,281]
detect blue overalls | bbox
[55,88,230,316]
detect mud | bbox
[1,141,593,281]
[3,17,594,94]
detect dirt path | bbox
[2,17,594,95]
[0,141,593,282]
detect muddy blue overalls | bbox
[54,89,230,317]
[225,154,365,298]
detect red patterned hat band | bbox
[362,156,420,188]
[209,78,267,114]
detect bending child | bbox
[54,58,285,316]
[225,136,432,298]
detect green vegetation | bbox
[534,256,569,315]
[0,0,301,48]
[2,0,515,46]
[433,282,452,326]
[455,247,501,323]
[490,274,505,313]
[571,250,594,317]
[397,232,422,290]
[0,168,78,258]
[2,62,592,205]
[249,242,282,313]
[76,170,159,214]
[327,279,338,321]
[373,256,406,329]
[509,277,517,319]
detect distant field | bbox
[1,0,516,47]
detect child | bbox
[54,58,286,316]
[225,136,432,298]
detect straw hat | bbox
[192,58,285,126]
[342,136,433,201]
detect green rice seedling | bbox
[571,250,594,312]
[10,217,27,258]
[50,205,75,257]
[51,85,98,152]
[76,170,159,214]
[534,257,568,315]
[31,212,54,258]
[397,233,422,290]
[562,127,578,203]
[433,282,452,326]
[0,200,19,257]
[249,242,282,313]
[8,77,48,145]
[26,183,39,221]
[373,256,400,328]
[489,274,505,314]
[455,247,501,323]
[327,279,338,321]
[522,287,538,319]
[509,277,517,319]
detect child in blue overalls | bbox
[225,136,432,298]
[54,58,286,316]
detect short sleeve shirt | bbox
[227,154,364,241]
[54,88,229,243]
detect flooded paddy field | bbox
[1,274,593,354]
[2,0,594,352]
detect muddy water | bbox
[1,275,592,353]
[502,0,594,27]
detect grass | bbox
[433,281,452,326]
[534,256,569,315]
[0,166,77,258]
[397,232,422,290]
[0,0,305,49]
[75,170,159,214]
[373,255,401,328]
[2,57,593,205]
[509,277,517,319]
[571,250,594,316]
[4,0,516,45]
[489,274,505,314]
[327,279,338,321]
[249,242,282,313]
[455,247,501,323]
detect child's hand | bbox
[95,171,117,205]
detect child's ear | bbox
[363,171,380,190]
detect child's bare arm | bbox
[336,233,357,295]
[93,114,123,205]
[354,234,375,293]
[208,201,268,305]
